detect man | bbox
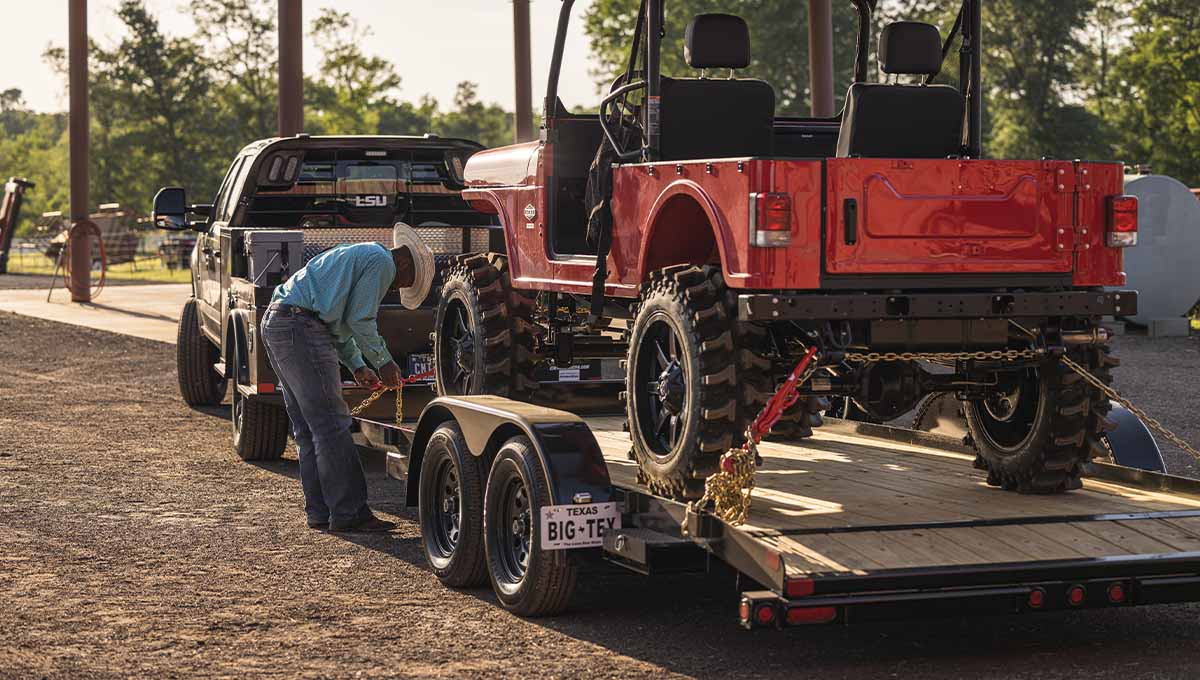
[260,226,432,533]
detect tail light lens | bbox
[1107,195,1138,247]
[751,192,792,247]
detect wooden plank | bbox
[1120,519,1200,552]
[1024,523,1132,558]
[1071,520,1179,555]
[931,526,1046,564]
[770,534,882,574]
[872,527,1000,567]
[970,524,1087,561]
[824,530,945,570]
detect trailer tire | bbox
[484,435,576,617]
[434,253,538,399]
[419,423,488,587]
[177,298,226,407]
[231,336,289,462]
[965,343,1116,493]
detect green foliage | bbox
[0,0,521,235]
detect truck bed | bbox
[585,416,1200,578]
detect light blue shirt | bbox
[272,242,396,372]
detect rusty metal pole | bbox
[808,0,836,118]
[278,0,303,136]
[68,0,92,302]
[513,0,535,142]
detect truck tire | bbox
[176,298,226,407]
[964,343,1116,493]
[626,265,738,500]
[230,337,289,461]
[419,422,488,587]
[483,435,576,616]
[434,253,537,399]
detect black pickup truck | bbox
[152,134,498,460]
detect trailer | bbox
[350,388,1200,627]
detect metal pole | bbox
[278,0,303,137]
[808,0,836,118]
[68,0,91,302]
[513,0,534,142]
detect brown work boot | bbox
[329,515,396,533]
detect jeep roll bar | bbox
[547,0,984,159]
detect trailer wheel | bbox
[434,253,537,399]
[176,298,226,407]
[964,343,1116,493]
[483,436,576,616]
[626,265,738,500]
[419,422,488,587]
[231,334,289,462]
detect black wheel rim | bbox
[974,368,1041,453]
[429,457,462,559]
[495,476,531,585]
[634,314,688,456]
[439,300,476,395]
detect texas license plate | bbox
[406,353,435,380]
[539,502,621,550]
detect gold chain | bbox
[349,382,404,424]
[844,348,1043,363]
[1060,355,1200,459]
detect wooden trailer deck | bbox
[585,417,1200,578]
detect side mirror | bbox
[152,187,188,231]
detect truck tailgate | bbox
[825,159,1076,275]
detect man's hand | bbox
[379,361,403,389]
[354,366,382,389]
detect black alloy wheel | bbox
[635,315,689,454]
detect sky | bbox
[4,0,599,114]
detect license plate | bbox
[406,353,435,380]
[539,502,620,550]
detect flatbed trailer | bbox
[350,390,1200,628]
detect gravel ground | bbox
[3,310,1200,679]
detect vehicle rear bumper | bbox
[737,290,1137,322]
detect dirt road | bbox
[4,310,1200,679]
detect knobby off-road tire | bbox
[434,253,537,399]
[231,336,289,462]
[625,265,739,500]
[177,298,226,407]
[737,323,827,441]
[419,422,488,587]
[964,344,1117,494]
[484,436,576,617]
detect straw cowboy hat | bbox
[392,222,435,310]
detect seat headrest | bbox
[879,21,943,75]
[684,14,751,70]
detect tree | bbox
[305,9,404,135]
[432,83,514,148]
[1107,0,1200,184]
[189,0,278,142]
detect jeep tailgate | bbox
[824,159,1075,276]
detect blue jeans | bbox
[261,307,372,527]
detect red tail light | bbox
[786,606,837,625]
[257,382,276,394]
[1107,195,1138,247]
[751,192,792,247]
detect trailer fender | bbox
[405,395,614,508]
[1103,402,1167,473]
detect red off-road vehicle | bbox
[436,0,1139,500]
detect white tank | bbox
[1121,174,1200,326]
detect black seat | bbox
[658,14,776,161]
[836,21,965,159]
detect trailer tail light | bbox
[754,604,777,626]
[1108,583,1127,604]
[786,606,837,625]
[1027,588,1045,609]
[257,382,276,394]
[1107,195,1138,247]
[750,192,792,247]
[1067,585,1087,607]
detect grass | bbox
[5,250,192,284]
